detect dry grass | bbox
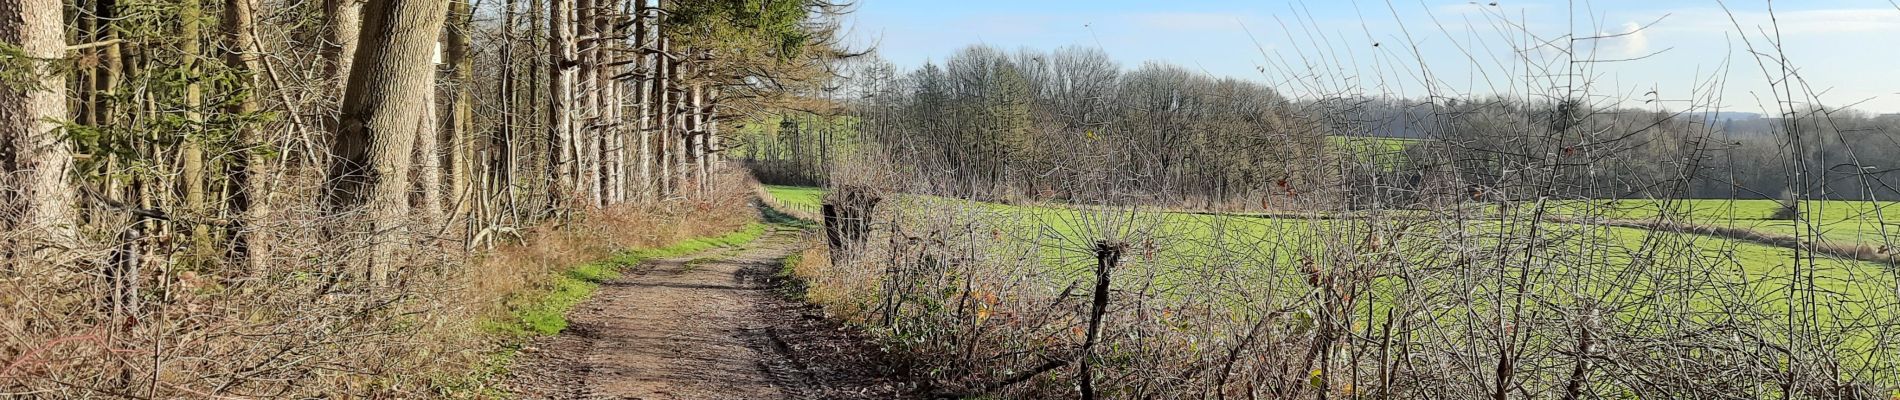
[471,174,759,327]
[0,170,762,398]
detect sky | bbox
[835,0,1900,114]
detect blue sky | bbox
[837,0,1900,114]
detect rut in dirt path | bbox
[508,226,920,400]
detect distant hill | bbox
[1703,111,1762,122]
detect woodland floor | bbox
[506,226,923,399]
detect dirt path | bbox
[507,227,919,400]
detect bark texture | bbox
[446,0,474,233]
[323,0,451,282]
[547,0,576,208]
[1,0,78,258]
[223,0,269,273]
[634,2,653,201]
[323,0,366,96]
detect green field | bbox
[765,186,1898,314]
[765,186,1900,385]
[1314,137,1900,250]
[1551,199,1900,248]
[763,185,824,216]
[1329,135,1419,170]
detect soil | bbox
[506,227,923,400]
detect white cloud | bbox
[1608,21,1650,58]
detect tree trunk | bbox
[527,0,544,215]
[324,0,451,283]
[602,1,624,205]
[573,0,593,207]
[223,0,269,274]
[491,0,518,234]
[0,0,77,261]
[323,0,365,97]
[707,87,720,181]
[181,0,216,263]
[692,84,707,195]
[415,63,443,235]
[674,80,690,196]
[656,37,673,197]
[445,0,474,237]
[634,1,653,201]
[547,0,576,212]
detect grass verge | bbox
[488,222,769,337]
[440,222,769,397]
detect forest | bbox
[2,0,857,396]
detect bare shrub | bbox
[772,2,1900,398]
[0,169,760,398]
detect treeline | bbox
[1360,98,1900,203]
[755,45,1333,208]
[1704,111,1900,201]
[742,44,1900,208]
[1,0,846,395]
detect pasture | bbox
[1329,135,1419,170]
[762,184,825,216]
[765,185,1900,360]
[1552,199,1900,249]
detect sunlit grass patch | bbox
[486,222,769,337]
[765,184,825,215]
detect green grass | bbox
[770,185,1899,320]
[765,184,825,216]
[437,222,774,397]
[1550,199,1900,248]
[486,222,771,337]
[767,188,1894,294]
[770,186,1900,386]
[1329,135,1419,171]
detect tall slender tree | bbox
[692,84,707,194]
[656,36,674,197]
[493,0,520,228]
[223,0,268,273]
[634,1,655,201]
[180,0,216,262]
[547,0,576,211]
[445,0,475,235]
[0,0,77,260]
[575,0,598,207]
